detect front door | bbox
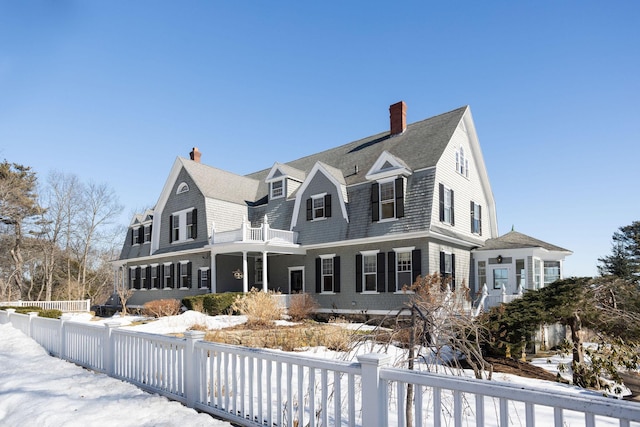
[290,268,304,294]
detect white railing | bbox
[2,309,639,427]
[211,216,298,246]
[0,299,91,312]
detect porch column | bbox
[262,251,268,292]
[210,252,217,294]
[242,251,248,293]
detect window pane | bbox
[493,268,508,289]
[313,197,324,219]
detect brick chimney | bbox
[389,101,407,136]
[189,147,201,163]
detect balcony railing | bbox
[210,216,298,246]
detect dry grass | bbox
[230,289,283,327]
[204,323,353,352]
[287,293,319,321]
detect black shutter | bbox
[315,258,321,293]
[377,252,386,293]
[138,227,144,244]
[159,265,164,288]
[148,224,152,242]
[333,256,340,293]
[478,205,482,236]
[191,209,197,239]
[439,184,445,222]
[450,190,455,226]
[371,183,380,222]
[439,252,445,276]
[451,254,456,289]
[146,266,151,289]
[198,269,202,288]
[187,262,192,288]
[135,267,141,289]
[306,198,313,221]
[130,229,134,245]
[387,251,396,292]
[395,178,404,218]
[412,249,422,282]
[169,215,173,243]
[355,254,363,293]
[325,194,332,218]
[169,263,175,288]
[470,201,475,233]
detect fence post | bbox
[5,308,16,325]
[27,312,38,338]
[358,353,391,427]
[85,299,91,312]
[184,330,205,408]
[104,322,120,376]
[59,314,73,360]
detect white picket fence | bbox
[0,299,91,312]
[1,309,639,427]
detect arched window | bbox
[176,182,189,194]
[456,147,469,178]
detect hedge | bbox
[182,293,241,316]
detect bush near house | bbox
[231,289,283,327]
[182,293,241,316]
[142,299,181,318]
[287,293,319,322]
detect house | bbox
[472,229,573,310]
[113,102,569,315]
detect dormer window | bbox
[270,179,284,199]
[371,177,404,222]
[176,182,189,194]
[455,147,469,178]
[306,194,332,221]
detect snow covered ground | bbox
[1,311,636,426]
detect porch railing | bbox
[2,309,639,427]
[211,216,298,245]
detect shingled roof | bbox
[245,106,468,198]
[476,230,571,253]
[180,158,261,204]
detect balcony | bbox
[210,216,298,246]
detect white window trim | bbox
[393,247,414,292]
[443,185,454,226]
[360,250,380,293]
[311,193,327,221]
[178,260,189,289]
[199,267,209,289]
[171,208,195,244]
[270,179,285,199]
[377,177,398,223]
[320,256,335,294]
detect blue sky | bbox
[1,1,638,277]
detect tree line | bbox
[0,160,124,303]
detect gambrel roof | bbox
[246,106,467,197]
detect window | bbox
[163,263,173,288]
[129,267,136,289]
[493,268,508,290]
[534,259,541,290]
[471,202,482,235]
[306,194,332,220]
[315,255,340,294]
[144,225,151,243]
[543,261,560,286]
[516,259,525,289]
[254,257,263,284]
[439,184,454,225]
[456,147,469,178]
[176,182,189,194]
[439,251,456,289]
[199,268,209,289]
[131,227,140,245]
[371,178,404,222]
[169,209,197,243]
[270,180,284,199]
[140,265,147,289]
[396,251,412,291]
[478,261,486,290]
[363,254,377,292]
[322,258,334,292]
[151,265,159,288]
[178,262,191,288]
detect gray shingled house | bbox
[112,102,570,315]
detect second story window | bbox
[270,179,284,199]
[456,147,469,178]
[471,202,482,235]
[169,208,197,243]
[131,227,140,245]
[306,194,332,221]
[371,177,404,222]
[439,184,455,226]
[144,225,152,243]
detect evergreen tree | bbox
[598,221,640,281]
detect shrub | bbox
[231,289,283,327]
[38,309,62,319]
[182,293,240,316]
[287,293,318,321]
[143,299,181,318]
